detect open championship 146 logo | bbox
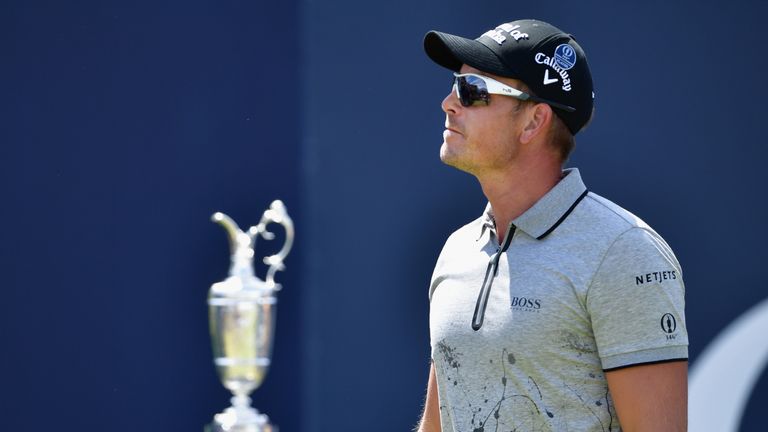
[553,44,576,70]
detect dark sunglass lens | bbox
[455,77,471,106]
[458,76,489,107]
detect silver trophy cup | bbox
[206,200,294,432]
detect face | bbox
[440,65,528,175]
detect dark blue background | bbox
[3,0,766,430]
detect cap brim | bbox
[423,31,512,77]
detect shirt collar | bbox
[480,168,589,241]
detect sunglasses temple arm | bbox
[526,94,576,113]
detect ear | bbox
[519,103,553,145]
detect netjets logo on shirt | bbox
[511,296,542,312]
[635,270,678,285]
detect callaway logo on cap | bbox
[424,19,595,135]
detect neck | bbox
[477,154,562,242]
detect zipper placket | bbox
[471,221,515,331]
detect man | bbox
[417,20,688,432]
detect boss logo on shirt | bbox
[511,296,542,312]
[635,270,677,285]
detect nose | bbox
[441,85,460,114]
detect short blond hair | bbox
[513,80,576,164]
[550,115,575,164]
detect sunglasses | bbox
[453,73,575,113]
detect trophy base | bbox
[205,399,276,432]
[205,421,275,432]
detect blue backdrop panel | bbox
[2,1,302,431]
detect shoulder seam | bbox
[584,193,636,228]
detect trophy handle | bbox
[248,200,294,288]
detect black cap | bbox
[424,19,594,135]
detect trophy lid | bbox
[209,201,293,299]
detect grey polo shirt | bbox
[429,168,687,432]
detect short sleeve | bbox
[586,227,688,370]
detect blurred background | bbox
[2,0,767,430]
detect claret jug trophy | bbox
[206,200,294,432]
